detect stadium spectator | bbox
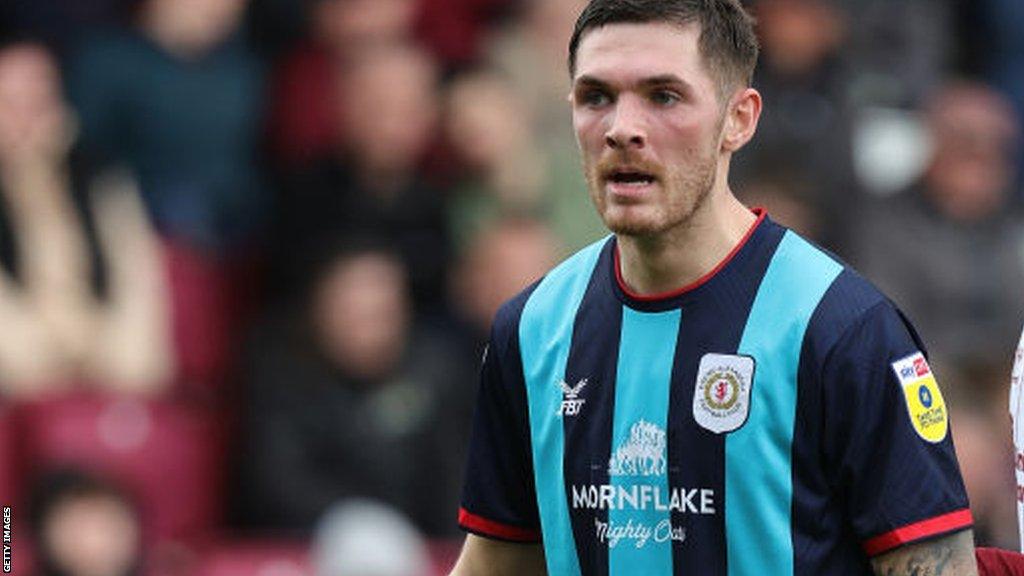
[67,0,267,254]
[484,0,606,252]
[734,0,858,253]
[414,0,516,69]
[238,242,470,537]
[271,43,449,311]
[0,0,126,55]
[0,40,172,399]
[486,0,585,145]
[961,0,1024,191]
[442,69,547,251]
[29,469,143,576]
[265,0,419,168]
[852,81,1024,368]
[839,0,952,108]
[450,217,560,339]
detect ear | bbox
[721,88,762,153]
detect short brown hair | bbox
[568,0,759,96]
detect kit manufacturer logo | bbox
[557,378,589,416]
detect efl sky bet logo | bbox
[891,352,948,443]
[914,356,930,376]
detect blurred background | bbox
[0,0,1020,574]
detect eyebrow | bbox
[573,75,612,91]
[639,74,691,90]
[573,73,694,93]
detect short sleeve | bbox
[458,306,541,542]
[820,301,972,557]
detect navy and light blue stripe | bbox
[462,210,970,573]
[609,308,681,574]
[727,231,843,576]
[520,237,608,576]
[515,224,847,575]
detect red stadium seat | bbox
[163,240,232,395]
[18,394,223,543]
[0,405,20,505]
[192,540,310,576]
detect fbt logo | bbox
[557,378,589,416]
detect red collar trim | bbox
[614,207,767,302]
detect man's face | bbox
[313,253,409,379]
[341,47,437,175]
[572,22,728,237]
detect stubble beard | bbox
[585,146,719,239]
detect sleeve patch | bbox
[891,352,948,443]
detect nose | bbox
[604,97,646,150]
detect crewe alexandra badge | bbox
[693,353,755,434]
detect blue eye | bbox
[580,89,611,107]
[650,90,680,106]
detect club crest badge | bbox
[891,352,948,443]
[693,353,755,434]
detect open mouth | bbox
[607,169,656,186]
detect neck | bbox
[616,187,757,297]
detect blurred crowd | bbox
[0,0,1022,574]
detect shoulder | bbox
[767,227,915,359]
[800,250,925,374]
[758,227,847,312]
[810,267,892,342]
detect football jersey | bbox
[458,210,972,575]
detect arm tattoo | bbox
[872,545,951,576]
[870,530,977,576]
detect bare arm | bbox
[870,529,978,576]
[449,534,546,576]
